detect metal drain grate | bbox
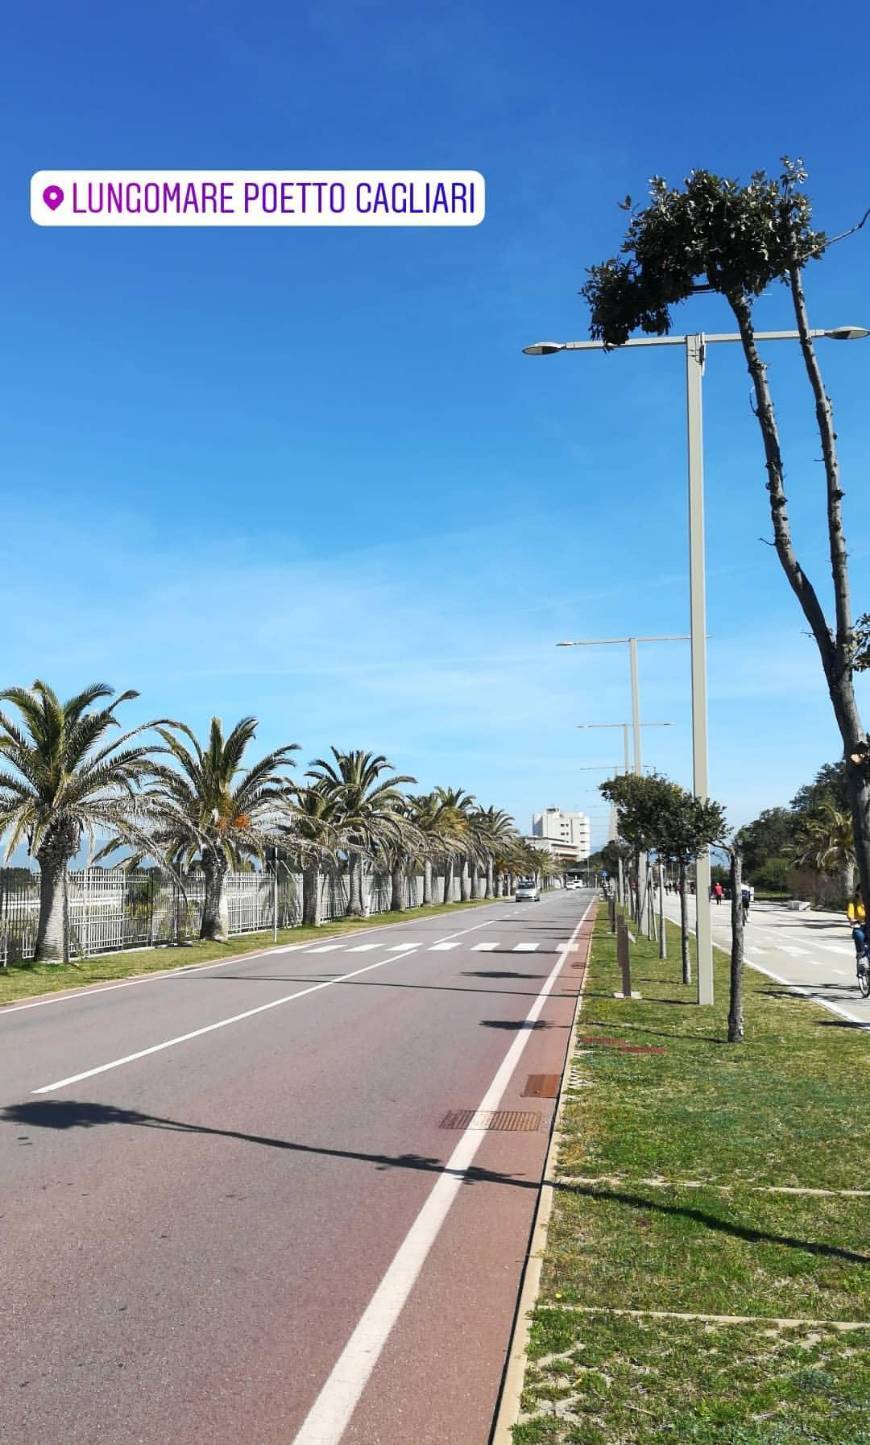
[439,1108,541,1132]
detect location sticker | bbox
[42,184,64,211]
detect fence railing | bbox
[0,865,470,966]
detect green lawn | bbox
[0,897,492,1007]
[514,912,870,1445]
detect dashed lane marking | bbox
[472,941,499,952]
[429,942,460,951]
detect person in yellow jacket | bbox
[847,887,867,975]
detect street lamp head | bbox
[522,341,565,356]
[825,326,870,342]
[556,641,574,647]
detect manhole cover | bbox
[439,1109,541,1132]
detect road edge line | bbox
[488,902,597,1445]
[290,897,595,1445]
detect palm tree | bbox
[432,787,476,903]
[472,805,516,898]
[138,717,298,941]
[406,791,447,905]
[794,803,856,898]
[280,781,343,926]
[0,681,160,962]
[381,800,425,914]
[305,750,416,917]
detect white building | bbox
[531,807,590,861]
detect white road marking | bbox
[1,904,513,1019]
[818,943,854,956]
[0,944,312,1016]
[347,944,378,953]
[309,943,345,953]
[779,946,811,957]
[513,942,539,952]
[831,970,847,977]
[31,913,508,1094]
[291,901,593,1445]
[429,942,459,951]
[472,941,499,952]
[388,942,419,951]
[745,958,869,1030]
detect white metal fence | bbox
[0,865,467,966]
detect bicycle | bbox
[851,926,870,998]
[859,945,870,999]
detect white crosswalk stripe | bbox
[347,943,378,952]
[309,943,345,953]
[389,942,418,951]
[429,942,459,951]
[472,941,499,951]
[513,942,539,952]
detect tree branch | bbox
[822,206,870,249]
[728,290,835,672]
[787,262,853,664]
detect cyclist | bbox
[847,886,868,977]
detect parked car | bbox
[515,880,541,902]
[565,880,581,891]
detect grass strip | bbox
[514,912,870,1444]
[0,897,492,1007]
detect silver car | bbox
[515,880,541,902]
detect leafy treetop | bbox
[581,160,825,346]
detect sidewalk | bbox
[506,911,869,1443]
[662,892,870,1029]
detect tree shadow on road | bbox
[479,1019,564,1030]
[1,1098,538,1190]
[6,1102,863,1264]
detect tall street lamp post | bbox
[533,325,868,1006]
[577,720,673,777]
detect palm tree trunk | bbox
[35,840,73,963]
[443,855,454,904]
[423,857,433,906]
[460,858,471,902]
[346,853,365,917]
[390,857,405,912]
[485,857,494,899]
[302,864,320,926]
[843,859,856,900]
[201,851,230,941]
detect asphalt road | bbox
[663,895,870,1028]
[0,889,594,1445]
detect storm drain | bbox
[439,1109,541,1132]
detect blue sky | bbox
[2,0,870,847]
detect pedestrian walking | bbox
[713,881,723,906]
[741,884,751,926]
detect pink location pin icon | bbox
[42,185,64,211]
